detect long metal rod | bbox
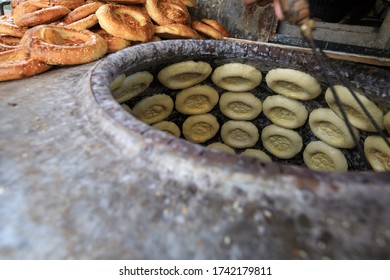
[307,38,369,166]
[314,43,390,149]
[223,37,390,67]
[0,1,10,16]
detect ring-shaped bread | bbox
[384,111,390,134]
[201,18,230,37]
[0,48,51,82]
[325,85,384,132]
[96,4,154,42]
[157,60,212,89]
[0,35,21,52]
[11,0,28,9]
[221,120,259,149]
[211,63,262,92]
[94,28,130,53]
[112,71,153,103]
[132,94,174,124]
[261,124,303,159]
[265,68,322,100]
[240,148,272,162]
[28,0,85,9]
[207,142,235,154]
[0,16,28,37]
[191,20,223,40]
[24,25,108,65]
[364,135,390,172]
[182,113,220,143]
[63,1,105,24]
[309,108,359,149]
[262,94,308,129]
[66,14,99,30]
[145,0,191,26]
[303,141,348,172]
[179,0,196,7]
[154,23,202,39]
[151,35,162,41]
[104,0,146,4]
[219,91,262,121]
[175,84,219,115]
[152,121,181,137]
[13,2,71,27]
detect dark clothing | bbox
[309,0,377,23]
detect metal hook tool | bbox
[278,0,390,162]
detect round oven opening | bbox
[89,39,390,175]
[86,39,390,259]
